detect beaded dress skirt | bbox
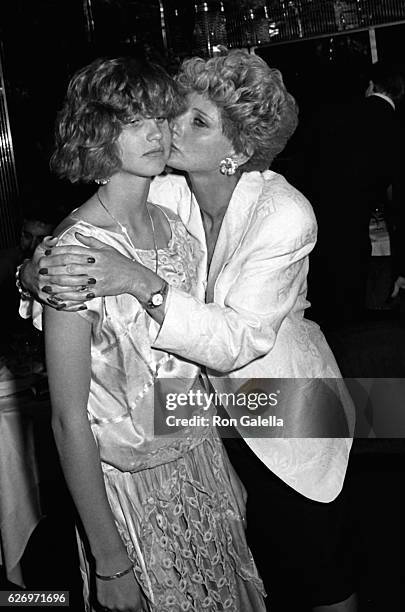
[78,431,266,611]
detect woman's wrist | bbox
[95,561,134,581]
[94,549,132,576]
[23,258,36,292]
[128,261,167,306]
[16,259,33,299]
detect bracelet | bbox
[95,562,134,581]
[15,260,33,300]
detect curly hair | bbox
[175,50,298,171]
[51,57,181,183]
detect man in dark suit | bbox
[288,61,404,329]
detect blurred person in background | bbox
[0,195,56,353]
[0,199,56,282]
[288,61,405,328]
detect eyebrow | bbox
[191,106,215,121]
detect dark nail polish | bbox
[39,268,48,275]
[44,249,52,256]
[86,293,95,299]
[47,297,59,306]
[80,285,88,291]
[88,278,96,284]
[79,306,87,311]
[56,304,67,310]
[87,257,96,264]
[42,286,53,294]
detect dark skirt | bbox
[223,435,357,610]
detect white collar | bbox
[369,92,396,110]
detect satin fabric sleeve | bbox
[153,195,316,373]
[19,224,102,332]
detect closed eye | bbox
[129,117,143,127]
[193,117,207,127]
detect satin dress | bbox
[35,205,266,612]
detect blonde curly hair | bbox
[175,50,298,171]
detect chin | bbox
[137,164,166,178]
[149,161,167,174]
[167,158,186,171]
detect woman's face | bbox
[168,92,235,174]
[117,115,171,178]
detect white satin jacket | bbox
[149,170,355,502]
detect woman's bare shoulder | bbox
[53,215,77,236]
[53,209,98,246]
[53,197,111,239]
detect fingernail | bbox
[42,286,53,294]
[39,268,48,275]
[87,257,95,264]
[80,285,88,291]
[47,297,59,306]
[88,278,96,284]
[56,304,67,310]
[79,305,87,311]
[44,249,52,256]
[86,293,95,299]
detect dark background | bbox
[1,2,405,611]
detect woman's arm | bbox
[28,187,315,374]
[153,213,314,372]
[19,234,167,320]
[36,197,315,373]
[44,307,143,611]
[18,175,188,312]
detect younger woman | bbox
[36,57,265,612]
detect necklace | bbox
[96,190,158,274]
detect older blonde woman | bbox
[21,50,356,611]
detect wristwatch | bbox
[146,280,169,309]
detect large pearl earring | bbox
[219,157,238,176]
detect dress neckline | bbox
[69,206,176,252]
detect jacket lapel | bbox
[206,172,264,302]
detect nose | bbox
[146,118,163,141]
[170,114,185,137]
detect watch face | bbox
[151,292,164,307]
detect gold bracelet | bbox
[95,562,134,581]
